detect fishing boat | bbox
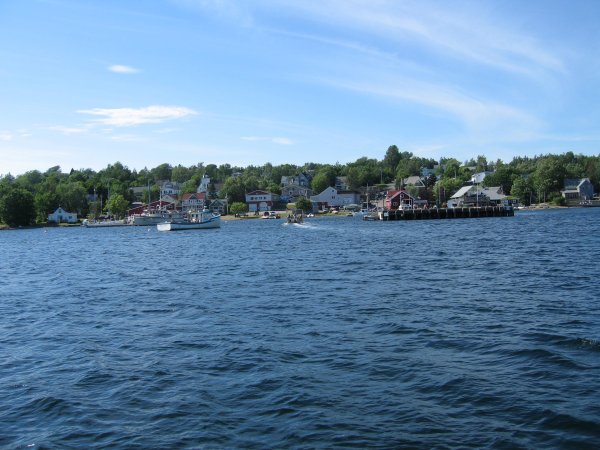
[82,218,129,227]
[156,209,220,231]
[130,208,185,226]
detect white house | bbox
[561,178,594,202]
[197,174,210,193]
[310,187,361,211]
[48,207,78,224]
[470,171,494,184]
[160,181,181,198]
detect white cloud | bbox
[272,137,293,145]
[110,134,145,142]
[78,105,198,126]
[0,132,13,141]
[108,64,140,74]
[242,136,293,145]
[47,125,88,135]
[281,0,564,76]
[321,74,541,134]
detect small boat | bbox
[287,209,304,224]
[261,211,280,219]
[157,209,220,231]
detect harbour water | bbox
[1,208,599,448]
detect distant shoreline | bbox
[1,204,594,230]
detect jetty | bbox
[375,205,514,221]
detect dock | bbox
[375,206,514,221]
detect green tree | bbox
[295,196,313,213]
[180,179,199,194]
[0,187,36,226]
[105,194,129,218]
[229,202,248,215]
[434,178,463,206]
[171,164,192,183]
[266,182,281,195]
[532,156,565,203]
[311,172,330,194]
[151,163,172,182]
[475,155,488,172]
[383,145,401,173]
[483,165,516,195]
[57,181,88,214]
[511,176,533,205]
[142,185,160,204]
[34,190,60,222]
[15,170,43,190]
[221,177,246,203]
[425,173,438,188]
[342,157,381,188]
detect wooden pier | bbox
[377,206,514,221]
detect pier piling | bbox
[376,206,514,221]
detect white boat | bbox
[351,208,369,219]
[157,209,221,231]
[261,211,280,219]
[130,209,185,226]
[82,219,129,227]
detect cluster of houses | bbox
[46,170,597,223]
[242,173,597,213]
[127,174,228,216]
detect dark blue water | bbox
[2,208,599,449]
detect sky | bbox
[1,0,600,176]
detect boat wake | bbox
[282,221,316,229]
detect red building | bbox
[385,190,415,210]
[127,199,176,216]
[245,190,280,212]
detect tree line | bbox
[1,147,599,226]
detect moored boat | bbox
[261,211,280,219]
[157,209,221,231]
[130,209,185,226]
[82,218,129,227]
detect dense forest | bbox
[1,146,599,226]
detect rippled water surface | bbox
[1,208,600,448]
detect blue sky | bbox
[1,0,600,176]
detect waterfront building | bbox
[48,207,78,224]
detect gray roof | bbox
[450,186,473,198]
[480,186,505,201]
[450,185,505,200]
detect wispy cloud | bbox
[273,0,564,77]
[174,0,253,25]
[47,125,88,135]
[0,131,13,141]
[110,134,145,142]
[78,105,198,126]
[326,75,541,134]
[108,64,140,74]
[242,136,293,145]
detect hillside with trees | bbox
[1,148,599,226]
